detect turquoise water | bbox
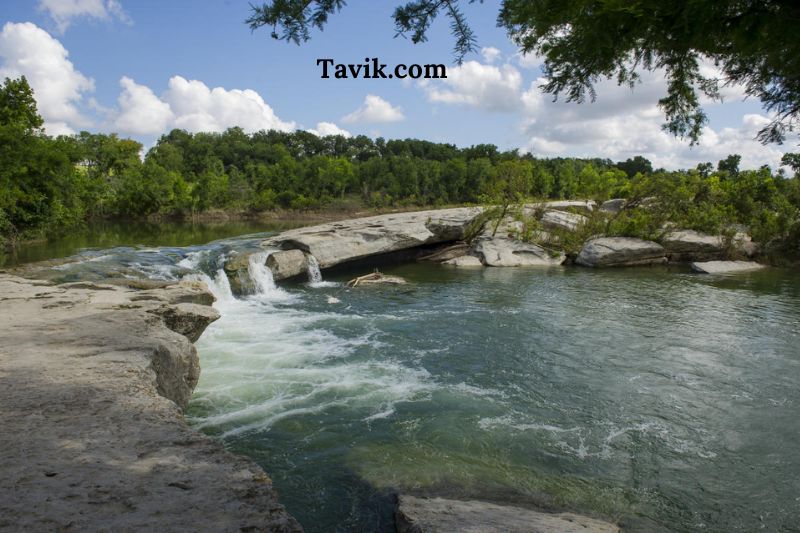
[187,259,800,532]
[14,231,800,531]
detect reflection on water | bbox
[10,229,800,532]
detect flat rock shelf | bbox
[0,275,301,532]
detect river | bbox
[10,224,800,532]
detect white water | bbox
[306,254,322,284]
[187,249,435,438]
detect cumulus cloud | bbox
[421,61,522,112]
[307,121,351,137]
[481,47,502,64]
[0,22,94,135]
[38,0,131,33]
[111,75,296,136]
[518,72,788,170]
[114,77,173,135]
[163,76,296,133]
[342,95,404,124]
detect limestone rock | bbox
[0,274,301,532]
[540,210,587,232]
[222,252,255,295]
[418,242,470,262]
[263,207,483,269]
[576,237,666,267]
[151,302,221,342]
[473,235,565,267]
[527,200,597,213]
[662,230,726,261]
[600,198,626,214]
[691,260,766,274]
[266,249,308,281]
[396,496,619,533]
[733,232,759,257]
[443,255,484,267]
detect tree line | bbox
[1,76,798,259]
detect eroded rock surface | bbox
[576,237,666,267]
[600,198,626,214]
[396,496,619,533]
[690,260,766,274]
[263,207,482,269]
[527,200,597,213]
[443,255,484,267]
[540,210,587,232]
[267,249,309,281]
[473,235,566,267]
[662,230,726,261]
[0,275,301,532]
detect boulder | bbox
[576,237,666,267]
[691,260,766,274]
[540,210,587,232]
[733,232,759,257]
[150,303,221,342]
[222,252,255,295]
[443,255,484,267]
[527,200,597,213]
[266,249,308,281]
[263,207,482,269]
[662,230,726,261]
[600,198,626,214]
[396,496,619,533]
[472,235,566,267]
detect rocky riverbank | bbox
[219,203,766,289]
[0,275,301,532]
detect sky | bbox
[0,0,795,170]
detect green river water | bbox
[9,222,800,532]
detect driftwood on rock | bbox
[347,270,407,287]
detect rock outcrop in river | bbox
[396,495,619,533]
[0,274,301,532]
[576,237,667,267]
[263,207,482,269]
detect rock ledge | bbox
[0,275,301,532]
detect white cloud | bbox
[38,0,131,33]
[111,75,296,136]
[307,121,351,137]
[342,94,404,124]
[0,22,94,135]
[516,53,541,70]
[114,77,173,135]
[481,47,502,64]
[163,76,296,133]
[518,72,790,170]
[422,61,522,112]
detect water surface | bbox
[12,230,800,532]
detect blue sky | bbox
[0,0,794,170]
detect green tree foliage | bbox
[248,1,800,145]
[1,75,798,261]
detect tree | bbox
[248,1,800,145]
[616,156,653,178]
[718,154,742,177]
[0,76,43,133]
[781,153,800,174]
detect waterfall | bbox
[307,254,323,284]
[248,251,277,294]
[186,269,234,303]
